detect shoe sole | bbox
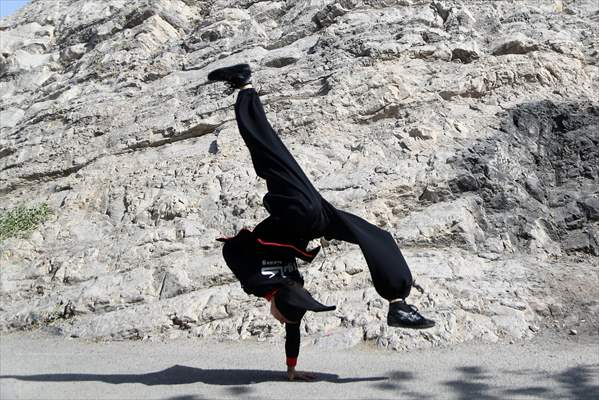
[207,64,251,82]
[387,322,436,329]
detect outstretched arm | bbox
[285,322,315,381]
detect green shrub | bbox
[0,203,52,241]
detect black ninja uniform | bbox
[218,88,414,367]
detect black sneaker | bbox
[207,63,252,89]
[387,301,436,329]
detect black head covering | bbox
[274,280,336,322]
[274,296,306,323]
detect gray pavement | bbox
[1,331,598,400]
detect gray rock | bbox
[580,196,599,221]
[313,327,363,349]
[451,41,481,63]
[492,35,540,55]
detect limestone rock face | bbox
[1,0,598,349]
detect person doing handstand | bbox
[210,64,435,381]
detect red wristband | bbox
[286,357,297,367]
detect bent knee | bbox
[299,200,322,221]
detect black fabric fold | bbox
[276,281,336,313]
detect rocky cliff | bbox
[1,0,598,349]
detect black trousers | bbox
[234,88,413,300]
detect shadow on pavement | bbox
[374,364,599,400]
[0,365,386,386]
[552,364,599,400]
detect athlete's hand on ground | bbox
[287,367,316,381]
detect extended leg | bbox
[322,200,413,300]
[235,88,327,240]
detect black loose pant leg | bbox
[234,88,412,300]
[235,88,326,241]
[322,200,413,300]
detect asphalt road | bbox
[1,331,598,400]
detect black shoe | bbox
[387,301,436,329]
[207,63,252,89]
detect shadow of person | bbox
[0,365,387,386]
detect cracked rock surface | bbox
[1,0,598,349]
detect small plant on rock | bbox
[0,203,52,241]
